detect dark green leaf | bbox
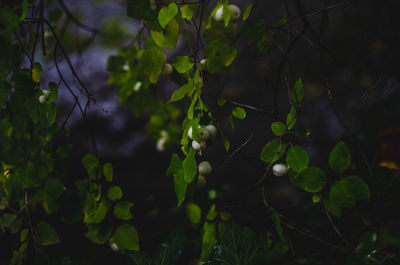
[290,167,327,193]
[183,148,197,183]
[242,4,253,21]
[47,82,58,104]
[286,106,296,130]
[286,145,309,172]
[113,224,140,251]
[108,186,123,202]
[81,153,99,179]
[114,201,134,220]
[271,121,287,136]
[85,223,113,244]
[32,62,42,83]
[84,199,109,224]
[103,163,113,182]
[329,141,351,174]
[201,222,217,260]
[291,78,304,105]
[260,139,287,163]
[220,45,237,66]
[34,221,60,246]
[151,19,179,50]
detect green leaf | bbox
[329,175,370,209]
[167,154,187,206]
[0,82,11,108]
[34,221,60,246]
[242,19,266,38]
[168,84,189,103]
[201,222,217,260]
[114,201,134,220]
[82,153,99,179]
[180,5,193,20]
[43,178,64,214]
[183,148,197,183]
[151,18,179,50]
[32,62,42,83]
[293,127,311,139]
[256,34,271,53]
[290,167,327,193]
[232,107,246,120]
[286,106,296,130]
[328,141,351,174]
[167,153,182,176]
[142,40,164,83]
[324,196,342,217]
[158,2,178,28]
[18,162,40,189]
[356,231,377,257]
[20,229,29,242]
[46,104,58,126]
[291,78,304,105]
[220,45,237,66]
[260,139,287,163]
[171,56,194,73]
[108,186,123,202]
[47,82,58,104]
[206,204,218,221]
[271,122,287,136]
[286,145,309,172]
[222,3,231,27]
[218,222,268,265]
[383,221,400,247]
[242,4,253,21]
[113,224,140,251]
[186,203,201,224]
[217,98,226,106]
[205,56,224,73]
[84,199,109,224]
[103,163,113,182]
[85,223,113,244]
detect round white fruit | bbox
[188,125,201,139]
[133,81,142,92]
[214,6,224,22]
[199,127,210,140]
[109,238,120,252]
[200,59,207,65]
[229,5,241,21]
[162,63,173,75]
[192,140,201,150]
[42,90,51,96]
[205,125,217,139]
[156,137,166,152]
[272,163,289,176]
[198,161,212,175]
[38,95,47,104]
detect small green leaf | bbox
[286,106,296,130]
[34,221,60,246]
[186,202,202,224]
[108,186,123,202]
[206,204,218,221]
[217,98,226,106]
[47,82,58,104]
[328,141,351,174]
[85,223,113,244]
[220,45,237,66]
[271,122,287,136]
[222,3,231,27]
[142,40,164,83]
[103,163,113,182]
[82,153,99,179]
[84,199,109,224]
[168,84,188,103]
[286,145,309,172]
[183,148,197,183]
[20,229,29,242]
[260,139,287,163]
[158,2,178,28]
[242,4,253,21]
[171,56,194,73]
[329,175,370,209]
[290,167,327,193]
[291,78,304,105]
[232,107,246,120]
[167,153,182,176]
[151,18,179,50]
[32,62,42,83]
[114,201,134,220]
[180,5,193,20]
[201,222,217,260]
[113,224,140,251]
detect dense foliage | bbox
[1,0,400,264]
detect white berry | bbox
[188,125,201,139]
[205,125,217,139]
[199,127,210,140]
[229,5,241,21]
[200,59,207,65]
[42,90,51,96]
[192,140,201,150]
[162,63,173,75]
[272,163,289,176]
[156,137,166,152]
[198,161,212,175]
[109,238,120,252]
[133,81,142,92]
[214,6,224,22]
[38,95,47,104]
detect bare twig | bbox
[325,208,356,252]
[229,100,274,114]
[222,134,254,166]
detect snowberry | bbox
[109,238,120,252]
[199,127,210,140]
[156,137,167,152]
[197,174,207,187]
[133,81,142,92]
[200,59,207,65]
[198,161,212,175]
[205,125,217,139]
[38,95,47,104]
[188,125,201,139]
[192,140,206,150]
[214,6,224,22]
[272,163,289,177]
[229,5,241,21]
[42,90,51,96]
[162,63,173,75]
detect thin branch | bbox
[229,100,274,114]
[57,0,99,35]
[325,208,356,252]
[223,134,254,166]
